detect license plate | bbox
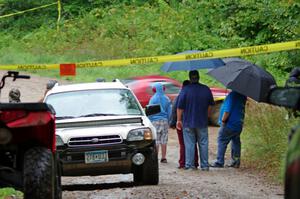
[85,150,108,164]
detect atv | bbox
[0,71,61,199]
[267,68,300,199]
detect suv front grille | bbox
[68,135,122,147]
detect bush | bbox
[0,188,23,199]
[242,101,298,182]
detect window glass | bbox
[46,89,143,118]
[148,81,180,94]
[164,83,181,94]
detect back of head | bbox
[182,80,190,87]
[286,67,300,87]
[189,70,199,83]
[9,88,21,103]
[152,82,165,94]
[289,67,300,79]
[47,80,58,90]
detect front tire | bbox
[23,147,59,199]
[133,149,159,185]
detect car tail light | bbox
[0,110,27,123]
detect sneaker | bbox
[184,167,197,171]
[226,162,240,168]
[201,167,209,171]
[160,158,167,163]
[177,166,185,169]
[209,162,224,168]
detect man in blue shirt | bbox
[210,91,247,168]
[176,70,214,171]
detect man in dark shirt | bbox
[170,80,199,169]
[176,70,214,171]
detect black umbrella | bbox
[222,57,253,64]
[207,59,277,102]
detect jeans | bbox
[183,127,209,169]
[216,126,242,165]
[177,128,199,168]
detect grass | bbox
[0,188,23,199]
[242,100,298,183]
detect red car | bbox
[122,75,229,125]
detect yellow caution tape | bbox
[0,40,299,70]
[57,0,61,31]
[0,64,59,70]
[214,97,226,102]
[0,2,57,19]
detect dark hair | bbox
[182,80,190,87]
[289,67,300,79]
[189,70,199,83]
[46,80,58,90]
[286,67,300,86]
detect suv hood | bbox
[55,115,156,143]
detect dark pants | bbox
[177,129,199,168]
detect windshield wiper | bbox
[56,116,76,120]
[79,113,119,117]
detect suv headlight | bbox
[127,128,152,141]
[56,135,64,147]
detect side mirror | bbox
[268,87,300,110]
[145,104,161,116]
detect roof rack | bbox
[112,79,121,83]
[96,78,106,82]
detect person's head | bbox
[189,70,199,83]
[9,88,21,103]
[46,80,58,90]
[286,67,300,87]
[182,80,190,87]
[152,82,165,94]
[289,67,300,79]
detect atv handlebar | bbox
[16,75,31,79]
[0,71,31,89]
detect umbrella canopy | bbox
[222,57,253,64]
[161,50,225,72]
[207,60,277,102]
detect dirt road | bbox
[0,71,284,199]
[62,128,283,199]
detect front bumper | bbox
[57,140,156,176]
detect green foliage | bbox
[0,188,23,199]
[211,0,300,44]
[0,1,298,77]
[0,0,58,37]
[242,101,298,182]
[0,0,299,184]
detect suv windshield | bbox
[46,89,143,118]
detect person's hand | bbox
[176,121,182,130]
[222,120,226,126]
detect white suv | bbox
[44,80,160,185]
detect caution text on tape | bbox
[0,40,299,71]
